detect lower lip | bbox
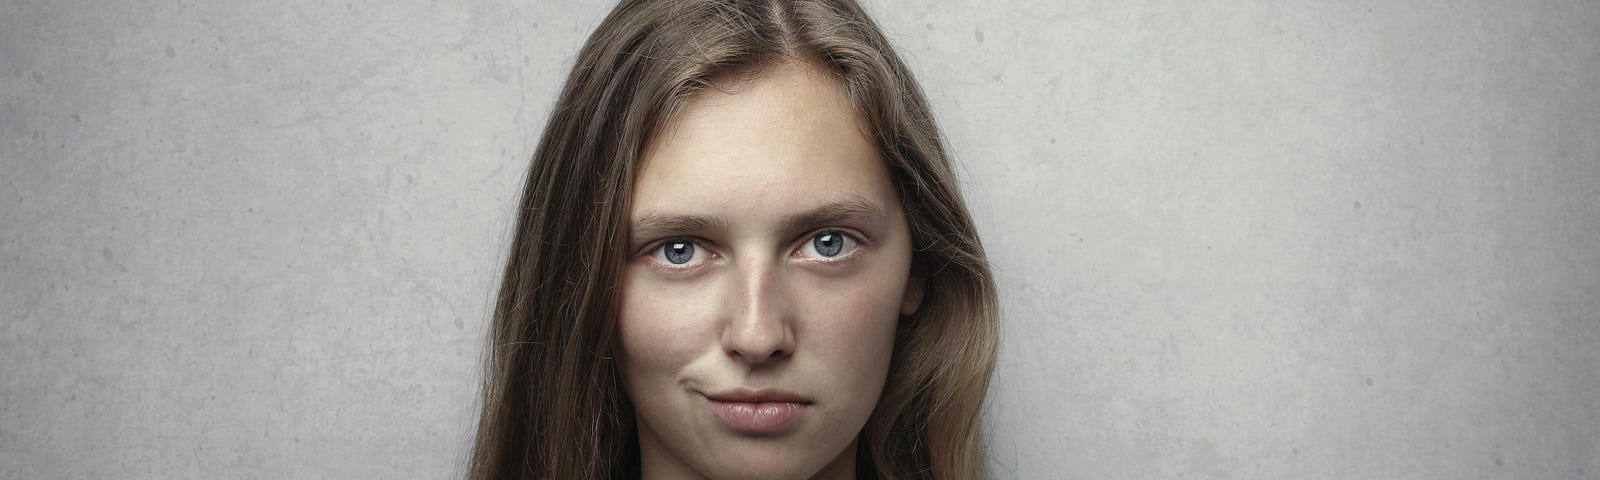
[707,399,806,433]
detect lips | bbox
[703,388,812,433]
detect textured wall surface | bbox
[3,1,1597,478]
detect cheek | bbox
[797,257,909,389]
[616,267,711,381]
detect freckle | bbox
[1494,457,1503,466]
[165,45,175,58]
[1354,201,1362,210]
[1365,377,1373,386]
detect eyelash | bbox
[641,237,714,272]
[636,228,868,270]
[792,229,865,262]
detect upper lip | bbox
[703,387,813,404]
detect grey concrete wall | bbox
[3,1,1596,478]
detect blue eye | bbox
[663,240,694,264]
[813,232,844,257]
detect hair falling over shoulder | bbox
[468,1,998,478]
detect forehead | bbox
[632,61,896,221]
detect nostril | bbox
[761,348,790,362]
[732,345,790,363]
[723,318,792,363]
[728,339,792,363]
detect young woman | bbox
[468,1,997,478]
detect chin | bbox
[697,453,832,480]
[688,436,852,480]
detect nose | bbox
[720,257,795,364]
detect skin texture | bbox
[617,60,923,480]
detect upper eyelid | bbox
[793,228,869,257]
[634,236,713,258]
[802,227,870,246]
[633,228,868,258]
[633,198,885,245]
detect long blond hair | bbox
[468,1,998,478]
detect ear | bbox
[900,274,925,317]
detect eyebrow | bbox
[627,213,731,247]
[627,195,890,246]
[781,195,889,233]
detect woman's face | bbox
[618,61,922,480]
